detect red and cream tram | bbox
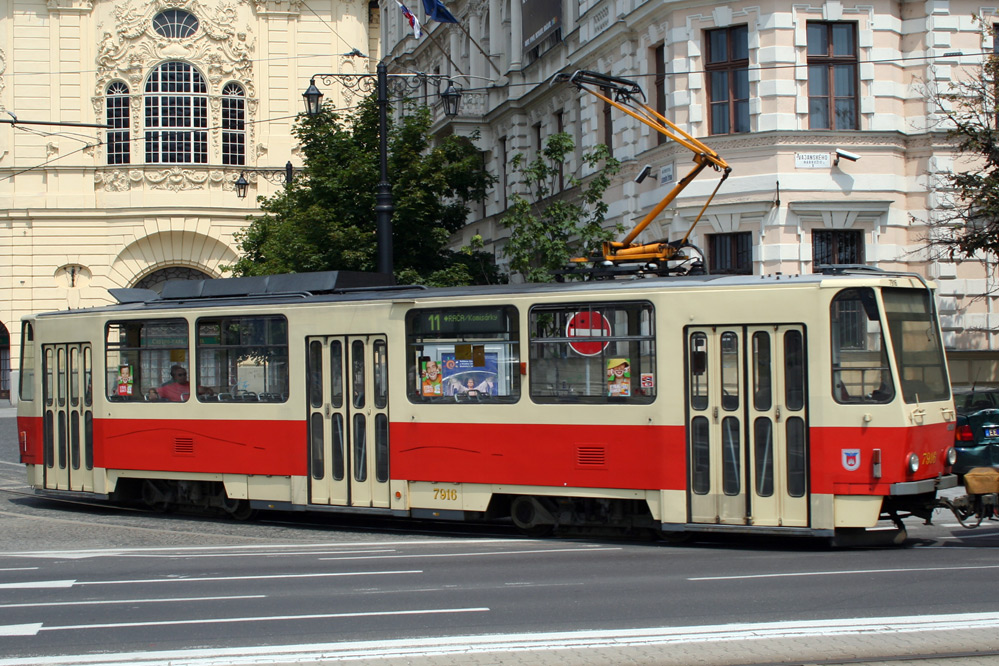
[16,268,957,544]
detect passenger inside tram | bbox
[159,365,191,401]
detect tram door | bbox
[687,328,747,524]
[686,326,809,527]
[744,326,809,527]
[42,343,94,492]
[306,335,390,509]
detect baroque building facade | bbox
[383,0,998,386]
[0,0,378,397]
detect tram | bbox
[17,267,958,544]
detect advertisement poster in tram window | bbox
[116,365,133,397]
[441,352,498,397]
[421,358,443,397]
[606,358,631,397]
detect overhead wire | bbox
[2,142,97,181]
[299,2,369,63]
[0,2,991,180]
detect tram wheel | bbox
[510,496,555,537]
[222,497,255,521]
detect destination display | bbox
[408,307,514,336]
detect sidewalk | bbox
[0,405,16,419]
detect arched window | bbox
[222,82,245,166]
[152,10,199,39]
[106,81,130,165]
[144,62,208,164]
[134,267,212,294]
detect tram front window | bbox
[882,288,950,404]
[829,288,894,404]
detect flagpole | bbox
[452,21,502,78]
[424,27,465,76]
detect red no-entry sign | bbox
[566,311,611,356]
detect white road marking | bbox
[0,460,24,467]
[0,580,75,589]
[0,594,265,609]
[0,624,42,637]
[689,564,999,581]
[0,567,38,572]
[39,606,490,632]
[0,612,997,665]
[81,570,422,585]
[2,538,524,559]
[318,546,622,561]
[154,548,398,559]
[0,570,419,590]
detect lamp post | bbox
[303,64,463,276]
[235,161,295,199]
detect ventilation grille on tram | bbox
[576,446,606,467]
[174,437,195,456]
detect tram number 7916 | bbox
[434,488,460,502]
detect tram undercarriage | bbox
[113,478,255,520]
[30,469,992,547]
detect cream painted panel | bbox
[246,475,292,502]
[810,493,834,530]
[833,495,882,528]
[222,474,248,500]
[660,489,687,524]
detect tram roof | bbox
[32,267,932,318]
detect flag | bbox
[396,1,422,38]
[421,0,458,23]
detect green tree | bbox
[923,34,999,266]
[230,95,500,285]
[500,133,621,283]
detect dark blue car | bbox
[954,388,999,477]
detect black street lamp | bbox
[235,161,295,199]
[303,64,463,276]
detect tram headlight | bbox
[907,453,920,474]
[946,446,958,466]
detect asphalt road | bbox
[2,408,999,666]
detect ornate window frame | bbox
[144,62,209,165]
[106,81,131,165]
[93,0,256,191]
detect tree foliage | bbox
[924,36,999,267]
[500,133,621,283]
[230,95,500,285]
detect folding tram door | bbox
[41,343,94,492]
[686,325,809,527]
[306,335,391,508]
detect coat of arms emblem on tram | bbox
[842,449,861,471]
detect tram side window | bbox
[19,322,34,401]
[406,306,520,403]
[882,288,950,404]
[829,288,894,404]
[196,316,289,402]
[106,319,189,402]
[529,302,656,405]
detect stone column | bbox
[489,0,503,73]
[509,0,522,70]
